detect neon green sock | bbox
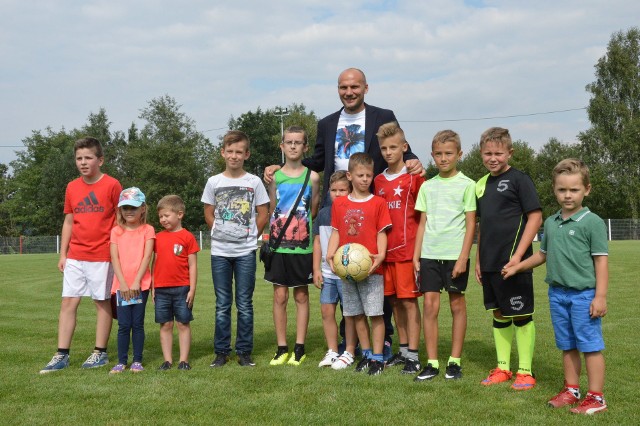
[448,356,461,366]
[515,320,535,375]
[493,318,514,370]
[427,359,439,369]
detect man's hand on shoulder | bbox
[405,159,425,177]
[263,165,281,185]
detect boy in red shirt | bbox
[41,137,122,373]
[327,153,392,375]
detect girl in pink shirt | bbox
[109,187,155,373]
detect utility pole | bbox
[274,107,290,163]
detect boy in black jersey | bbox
[474,127,542,390]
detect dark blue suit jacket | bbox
[303,103,418,203]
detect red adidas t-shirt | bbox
[374,169,424,262]
[153,229,200,288]
[63,174,122,261]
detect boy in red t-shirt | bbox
[327,153,392,375]
[374,122,424,375]
[153,195,200,371]
[40,137,122,373]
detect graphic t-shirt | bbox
[415,172,476,260]
[270,168,313,254]
[331,194,392,274]
[153,229,200,288]
[476,167,541,272]
[201,172,270,257]
[63,174,122,261]
[374,167,424,262]
[110,224,155,293]
[334,109,366,173]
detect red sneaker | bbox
[481,368,512,386]
[570,393,607,415]
[511,373,536,390]
[548,388,580,408]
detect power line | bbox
[402,107,587,123]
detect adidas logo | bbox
[74,191,105,213]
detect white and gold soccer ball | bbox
[333,243,372,283]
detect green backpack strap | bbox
[475,173,490,198]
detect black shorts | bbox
[482,271,534,317]
[419,259,469,294]
[264,252,313,287]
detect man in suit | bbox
[265,68,424,204]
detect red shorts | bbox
[383,261,422,299]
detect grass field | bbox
[0,242,638,425]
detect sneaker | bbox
[386,352,406,367]
[130,362,144,373]
[210,354,229,368]
[367,360,385,376]
[570,393,607,415]
[237,353,256,367]
[401,358,422,374]
[40,353,70,374]
[354,357,372,373]
[415,363,440,381]
[269,349,289,366]
[318,350,339,367]
[287,353,306,366]
[548,388,580,408]
[109,363,126,374]
[481,368,513,386]
[331,351,354,370]
[81,350,109,369]
[444,363,463,380]
[158,361,172,370]
[511,373,536,390]
[178,361,191,370]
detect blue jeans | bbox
[211,253,256,355]
[116,290,149,364]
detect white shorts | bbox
[62,259,113,300]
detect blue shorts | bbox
[548,286,604,353]
[320,276,343,305]
[155,286,194,324]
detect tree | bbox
[125,95,214,231]
[579,27,640,219]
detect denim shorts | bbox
[154,286,194,324]
[548,286,604,353]
[320,276,343,305]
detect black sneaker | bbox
[367,360,385,376]
[415,363,440,381]
[210,353,229,368]
[444,362,462,380]
[177,361,191,370]
[158,361,172,371]
[237,353,256,367]
[386,352,406,367]
[354,357,372,372]
[401,358,422,374]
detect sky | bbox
[1,0,639,168]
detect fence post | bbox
[608,219,612,241]
[20,235,23,254]
[199,231,202,249]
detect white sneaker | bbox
[331,351,354,370]
[318,350,339,367]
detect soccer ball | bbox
[333,243,372,283]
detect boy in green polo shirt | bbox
[503,158,608,415]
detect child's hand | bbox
[327,255,335,273]
[57,255,67,273]
[151,288,155,304]
[501,265,518,279]
[129,280,141,299]
[313,270,323,290]
[186,290,195,309]
[120,285,130,301]
[413,257,420,275]
[368,253,384,275]
[590,295,607,319]
[452,258,468,279]
[502,254,522,270]
[474,263,483,285]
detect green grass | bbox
[0,242,638,425]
